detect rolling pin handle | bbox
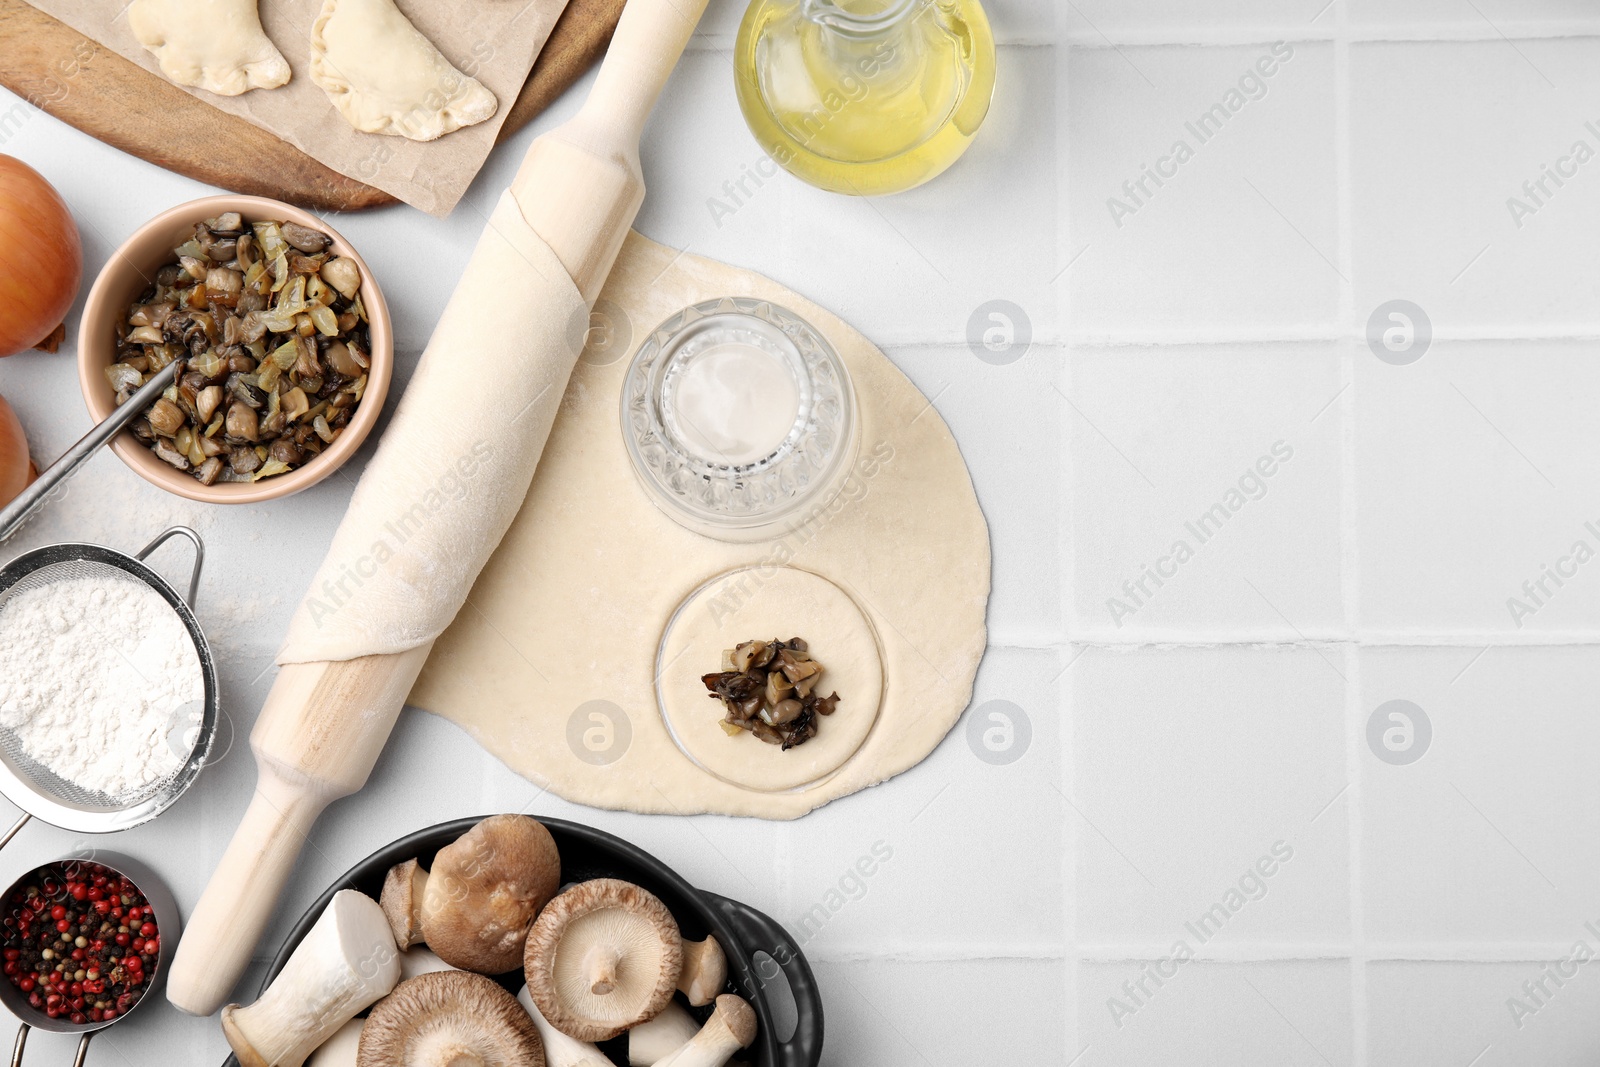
[164,777,325,1016]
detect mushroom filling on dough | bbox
[524,879,684,1042]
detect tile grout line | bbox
[885,330,1600,351]
[1047,24,1600,48]
[1056,18,1082,1062]
[1327,3,1370,1063]
[992,634,1600,649]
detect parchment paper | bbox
[25,0,568,216]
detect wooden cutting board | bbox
[0,0,626,211]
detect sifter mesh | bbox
[0,553,210,815]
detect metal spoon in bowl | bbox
[0,361,181,544]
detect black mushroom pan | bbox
[220,815,823,1067]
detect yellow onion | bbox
[0,393,33,508]
[0,155,82,357]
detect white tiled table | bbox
[2,0,1599,1062]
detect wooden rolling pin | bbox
[165,0,710,1016]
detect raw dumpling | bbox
[128,0,291,96]
[309,0,498,142]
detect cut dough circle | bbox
[657,567,883,793]
[310,0,498,141]
[128,0,291,97]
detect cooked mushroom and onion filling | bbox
[106,214,372,484]
[701,637,839,750]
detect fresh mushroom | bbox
[379,857,428,949]
[628,1001,702,1066]
[422,814,562,973]
[677,936,728,1006]
[308,1019,365,1067]
[400,945,457,981]
[516,984,614,1067]
[357,971,544,1067]
[523,878,684,1042]
[654,995,758,1067]
[221,890,401,1067]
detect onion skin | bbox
[0,393,31,509]
[0,155,82,357]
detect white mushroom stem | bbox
[307,1018,364,1067]
[399,946,457,981]
[654,995,758,1067]
[222,890,401,1067]
[678,937,728,1007]
[628,1001,701,1066]
[585,943,626,995]
[517,985,615,1067]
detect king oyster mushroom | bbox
[401,945,458,981]
[422,814,562,973]
[523,879,684,1042]
[654,995,758,1067]
[308,1019,365,1067]
[516,984,614,1067]
[222,890,401,1067]
[628,1001,702,1066]
[357,971,544,1067]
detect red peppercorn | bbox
[143,937,159,957]
[68,885,86,902]
[138,922,156,938]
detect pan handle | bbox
[707,893,824,1067]
[0,813,28,854]
[134,526,205,608]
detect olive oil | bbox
[734,0,996,196]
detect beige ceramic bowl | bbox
[79,195,392,503]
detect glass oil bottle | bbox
[734,0,997,196]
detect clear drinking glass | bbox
[621,297,858,542]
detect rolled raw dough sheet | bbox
[407,234,990,819]
[277,190,585,664]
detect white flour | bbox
[0,575,203,799]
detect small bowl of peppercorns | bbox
[0,853,178,1046]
